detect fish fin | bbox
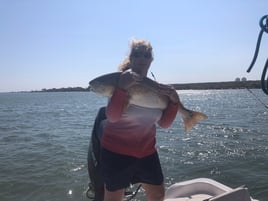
[183,111,208,133]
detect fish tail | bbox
[182,110,208,133]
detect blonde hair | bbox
[118,38,153,72]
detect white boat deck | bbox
[164,178,258,201]
[165,194,211,201]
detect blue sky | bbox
[1,0,268,92]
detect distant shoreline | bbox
[171,80,260,90]
[32,87,90,93]
[30,80,261,92]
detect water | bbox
[0,90,267,201]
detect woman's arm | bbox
[106,87,128,122]
[106,71,140,122]
[158,101,178,128]
[157,83,180,128]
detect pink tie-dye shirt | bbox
[101,87,178,158]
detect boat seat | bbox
[208,187,252,201]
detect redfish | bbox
[89,72,207,132]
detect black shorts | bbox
[101,148,164,191]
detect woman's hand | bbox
[157,83,179,104]
[118,71,143,90]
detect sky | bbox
[1,0,268,92]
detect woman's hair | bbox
[118,38,153,72]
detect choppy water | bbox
[0,90,267,201]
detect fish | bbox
[89,72,208,133]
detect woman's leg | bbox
[142,183,165,201]
[103,186,125,201]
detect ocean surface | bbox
[0,90,267,201]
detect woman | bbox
[101,38,179,201]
